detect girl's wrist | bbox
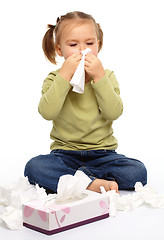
[58,69,72,82]
[93,72,105,83]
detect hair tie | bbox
[47,24,56,30]
[56,17,60,23]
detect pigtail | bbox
[42,24,57,64]
[97,23,103,52]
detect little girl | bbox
[24,11,147,194]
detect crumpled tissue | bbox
[101,182,164,217]
[56,170,92,202]
[70,48,92,94]
[0,177,47,230]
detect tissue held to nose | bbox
[70,48,92,94]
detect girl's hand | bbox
[85,53,105,83]
[59,51,82,82]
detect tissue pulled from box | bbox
[56,170,92,202]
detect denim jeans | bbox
[24,149,147,193]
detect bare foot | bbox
[87,179,119,193]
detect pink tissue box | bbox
[22,190,109,235]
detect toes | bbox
[111,182,119,193]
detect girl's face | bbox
[56,20,99,59]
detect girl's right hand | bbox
[58,51,82,82]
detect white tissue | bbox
[70,48,92,94]
[103,182,164,217]
[56,170,92,202]
[0,177,47,230]
[0,207,23,230]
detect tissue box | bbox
[22,190,109,235]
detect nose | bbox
[79,44,86,52]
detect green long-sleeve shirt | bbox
[38,69,123,150]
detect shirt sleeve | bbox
[38,71,71,120]
[91,69,123,121]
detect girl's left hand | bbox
[84,53,105,83]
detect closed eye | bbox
[86,42,94,45]
[70,44,77,47]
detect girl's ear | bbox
[55,44,63,56]
[97,40,100,52]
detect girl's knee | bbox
[24,157,40,181]
[135,161,147,186]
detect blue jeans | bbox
[24,149,147,193]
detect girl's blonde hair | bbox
[42,11,103,64]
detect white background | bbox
[0,0,164,239]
